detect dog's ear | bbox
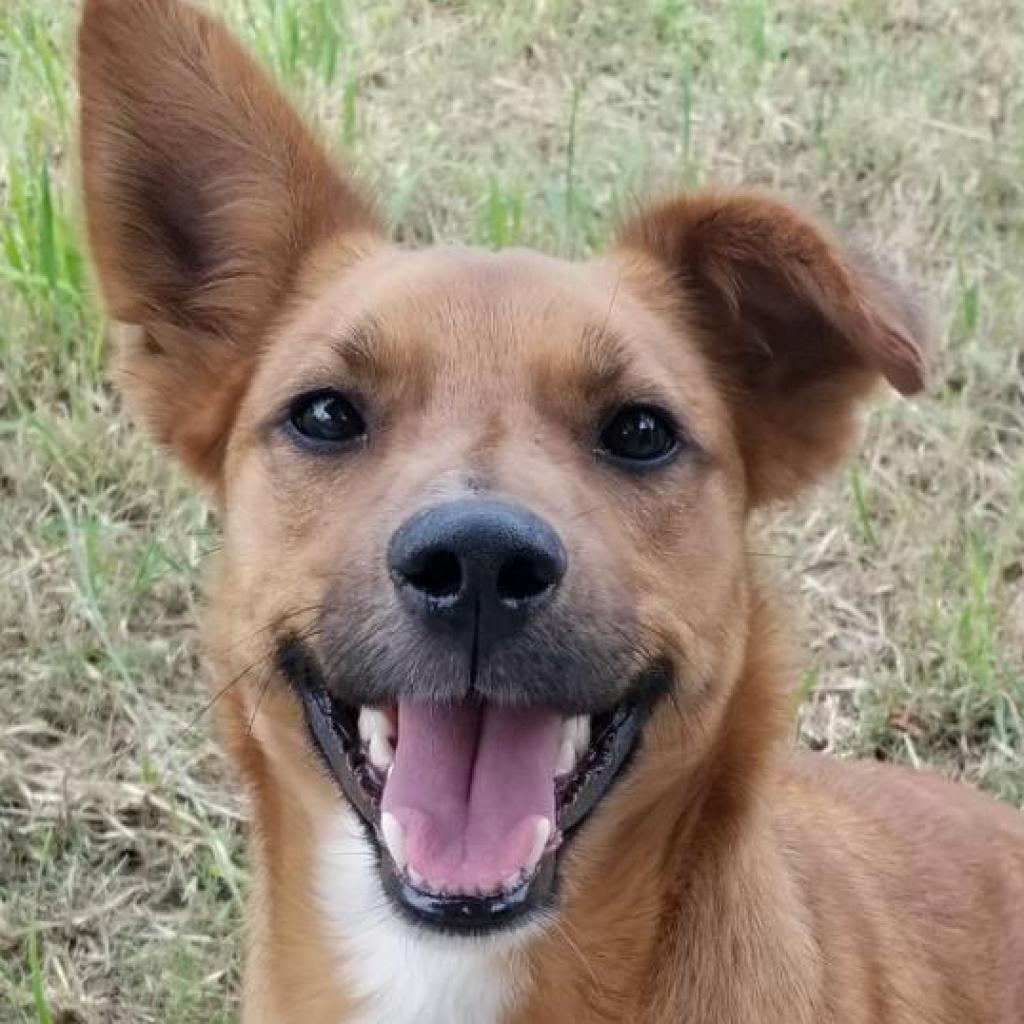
[78,0,380,483]
[616,191,930,505]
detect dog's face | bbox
[222,247,746,927]
[79,0,927,936]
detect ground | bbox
[1,0,1022,1020]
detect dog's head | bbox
[79,0,928,936]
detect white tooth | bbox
[576,716,591,758]
[381,812,406,871]
[525,817,551,874]
[566,714,590,759]
[358,707,395,745]
[502,870,523,892]
[555,738,576,778]
[556,715,590,776]
[368,732,394,772]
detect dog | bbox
[77,1,1024,1021]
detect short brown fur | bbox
[78,2,1024,1022]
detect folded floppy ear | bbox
[79,0,380,483]
[616,191,929,505]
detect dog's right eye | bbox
[289,391,366,445]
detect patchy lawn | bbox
[1,0,1021,1019]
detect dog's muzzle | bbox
[279,498,670,934]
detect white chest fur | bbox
[316,812,530,1024]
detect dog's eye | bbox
[289,391,366,444]
[599,405,678,465]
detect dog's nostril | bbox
[496,555,557,605]
[404,550,463,600]
[390,500,566,625]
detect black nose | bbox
[388,499,566,645]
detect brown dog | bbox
[78,1,1024,1021]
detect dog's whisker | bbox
[598,268,623,339]
[550,916,602,993]
[219,604,329,659]
[246,671,276,738]
[566,503,608,523]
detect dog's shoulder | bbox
[771,750,1024,1020]
[779,749,1024,851]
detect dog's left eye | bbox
[289,391,366,444]
[599,405,678,465]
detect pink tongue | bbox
[382,702,562,893]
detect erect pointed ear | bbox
[79,0,381,483]
[615,191,930,506]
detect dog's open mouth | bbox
[279,640,665,934]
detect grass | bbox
[1,0,1022,1019]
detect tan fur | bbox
[78,2,1024,1021]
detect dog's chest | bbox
[316,813,524,1024]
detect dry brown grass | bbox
[1,0,1022,1019]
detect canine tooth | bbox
[526,817,551,874]
[381,812,406,871]
[556,715,590,776]
[555,738,576,778]
[358,707,395,745]
[368,732,394,772]
[565,714,590,759]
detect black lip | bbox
[379,848,558,934]
[277,636,669,934]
